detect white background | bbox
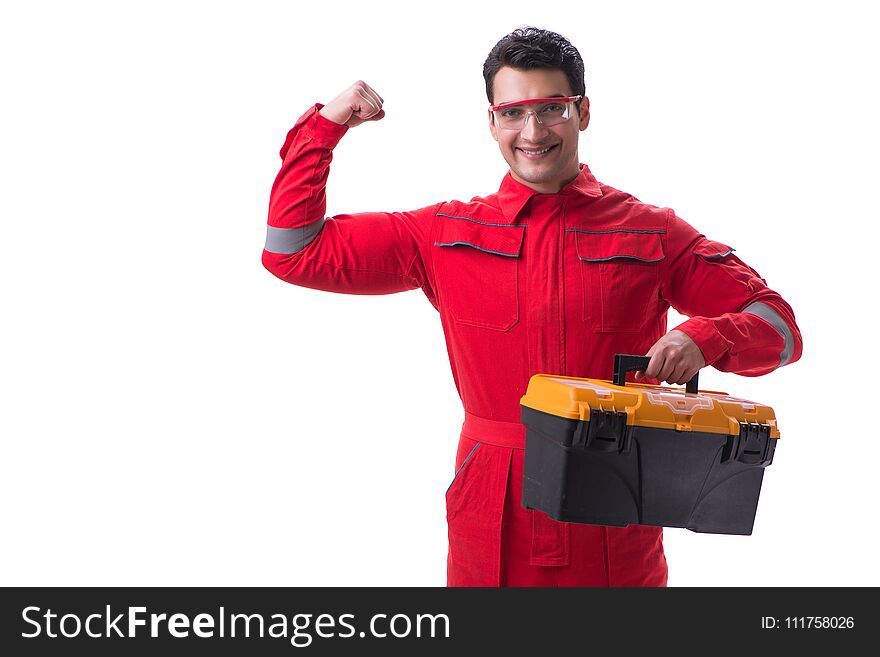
[1,0,877,587]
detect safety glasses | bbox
[489,95,583,130]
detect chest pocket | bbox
[434,216,525,331]
[571,229,665,332]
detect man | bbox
[262,27,802,586]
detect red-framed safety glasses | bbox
[489,95,584,130]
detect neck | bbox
[511,166,582,194]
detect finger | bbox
[363,84,384,114]
[644,352,665,380]
[635,345,657,379]
[364,83,384,106]
[360,102,385,123]
[670,362,689,385]
[356,80,383,105]
[358,90,380,117]
[682,364,701,385]
[676,369,696,386]
[361,85,383,113]
[354,87,380,117]
[655,354,678,383]
[661,357,684,384]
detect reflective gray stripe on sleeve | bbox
[264,219,325,254]
[742,301,794,367]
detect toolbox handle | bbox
[613,354,699,394]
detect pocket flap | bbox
[573,230,665,263]
[435,215,525,257]
[692,238,735,260]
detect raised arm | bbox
[262,82,440,297]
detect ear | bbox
[579,97,591,131]
[488,109,499,141]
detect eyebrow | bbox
[496,93,567,105]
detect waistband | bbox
[461,411,526,450]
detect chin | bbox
[513,167,558,185]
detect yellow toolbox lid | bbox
[520,374,779,438]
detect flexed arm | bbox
[263,82,440,297]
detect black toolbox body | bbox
[520,356,779,535]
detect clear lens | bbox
[494,101,574,130]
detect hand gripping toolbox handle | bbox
[613,354,699,394]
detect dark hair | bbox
[483,27,585,104]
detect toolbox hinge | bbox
[574,409,628,453]
[722,422,775,466]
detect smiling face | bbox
[489,66,590,193]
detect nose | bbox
[520,112,550,142]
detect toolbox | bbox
[520,354,780,535]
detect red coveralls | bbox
[263,105,803,587]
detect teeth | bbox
[521,146,553,155]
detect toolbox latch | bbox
[575,409,628,453]
[723,422,774,466]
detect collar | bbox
[496,164,603,223]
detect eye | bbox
[500,108,524,119]
[539,103,566,114]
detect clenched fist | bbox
[319,81,385,128]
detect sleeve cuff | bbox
[297,103,349,144]
[280,104,349,159]
[672,317,733,367]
